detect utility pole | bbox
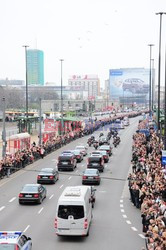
[39,98,42,146]
[22,45,29,131]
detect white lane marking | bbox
[131,227,137,231]
[81,164,84,167]
[60,185,63,189]
[139,234,145,239]
[120,204,124,208]
[68,176,72,180]
[38,207,44,214]
[9,197,16,203]
[23,225,30,232]
[126,220,131,224]
[0,206,5,211]
[120,209,125,213]
[122,214,127,218]
[120,199,123,203]
[76,170,78,173]
[49,194,54,200]
[99,190,106,193]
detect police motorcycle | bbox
[99,132,104,137]
[116,135,121,145]
[113,136,118,148]
[93,140,99,150]
[107,131,112,140]
[90,186,96,208]
[87,135,95,146]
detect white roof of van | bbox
[59,186,90,202]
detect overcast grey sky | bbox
[0,0,166,86]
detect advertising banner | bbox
[109,68,149,101]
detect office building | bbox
[68,75,100,100]
[27,49,44,85]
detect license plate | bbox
[88,177,93,179]
[25,195,32,197]
[62,162,68,164]
[42,176,48,179]
[93,163,98,166]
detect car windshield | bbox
[76,146,84,149]
[59,156,72,161]
[100,151,107,155]
[40,168,53,174]
[0,244,17,249]
[22,185,38,192]
[84,169,97,175]
[73,150,80,155]
[58,205,84,219]
[89,157,101,163]
[100,146,109,150]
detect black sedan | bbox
[72,150,83,162]
[99,150,109,163]
[82,169,101,185]
[19,184,47,204]
[37,168,59,184]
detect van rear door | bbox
[57,205,84,231]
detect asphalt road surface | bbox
[0,116,146,250]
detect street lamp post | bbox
[0,86,6,158]
[23,45,29,132]
[148,44,154,117]
[164,47,166,149]
[60,59,64,135]
[151,59,155,111]
[156,12,166,134]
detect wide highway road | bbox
[0,116,146,250]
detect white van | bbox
[123,116,130,126]
[55,186,93,236]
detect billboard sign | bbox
[109,68,149,100]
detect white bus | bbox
[55,186,93,236]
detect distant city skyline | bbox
[0,0,165,87]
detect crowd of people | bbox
[0,130,85,179]
[128,120,166,250]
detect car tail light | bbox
[37,175,41,179]
[19,193,23,198]
[55,218,58,228]
[82,176,87,180]
[77,155,80,158]
[49,176,54,179]
[84,219,88,229]
[87,158,89,164]
[95,176,100,179]
[34,194,39,198]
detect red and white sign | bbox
[88,96,95,100]
[44,119,56,132]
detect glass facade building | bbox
[27,49,44,85]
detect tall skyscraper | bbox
[27,49,44,85]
